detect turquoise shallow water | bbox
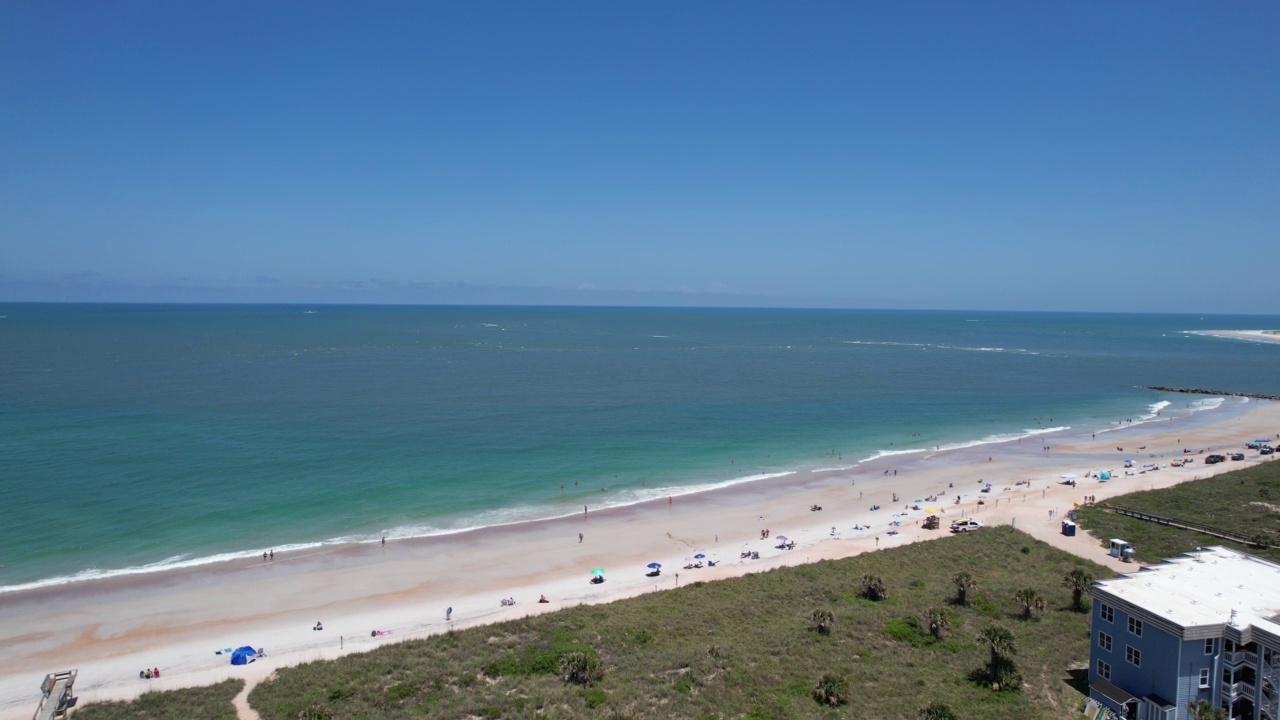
[1,304,1278,591]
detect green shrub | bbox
[584,688,609,708]
[885,617,929,646]
[386,682,417,702]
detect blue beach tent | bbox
[230,646,257,665]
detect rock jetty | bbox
[1145,386,1280,402]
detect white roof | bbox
[1093,546,1280,634]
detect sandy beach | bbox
[1194,330,1280,344]
[2,400,1278,718]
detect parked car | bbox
[1205,454,1226,464]
[1230,453,1245,461]
[950,519,983,533]
[1261,446,1275,455]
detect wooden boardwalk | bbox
[1100,503,1269,548]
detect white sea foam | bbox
[1182,330,1280,345]
[0,541,343,595]
[842,340,1042,356]
[859,425,1071,463]
[0,471,801,594]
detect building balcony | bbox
[1223,680,1256,698]
[1225,651,1259,666]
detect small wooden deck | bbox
[32,669,76,720]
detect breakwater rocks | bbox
[1145,386,1280,402]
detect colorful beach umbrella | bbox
[590,568,606,575]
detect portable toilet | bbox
[1109,539,1131,558]
[1061,520,1077,536]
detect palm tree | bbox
[951,571,976,605]
[812,673,849,706]
[976,623,1018,687]
[1188,699,1228,720]
[810,608,835,635]
[1011,588,1046,619]
[1061,568,1094,612]
[559,651,604,684]
[922,608,950,641]
[861,574,888,601]
[919,702,960,720]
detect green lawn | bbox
[1075,459,1280,564]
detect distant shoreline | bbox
[1189,329,1280,344]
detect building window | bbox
[1100,603,1114,622]
[1126,645,1141,667]
[1128,617,1143,637]
[1199,668,1211,689]
[1205,638,1214,655]
[1098,632,1112,651]
[1097,659,1111,679]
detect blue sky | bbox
[2,2,1277,312]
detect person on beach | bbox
[446,607,452,620]
[262,551,268,561]
[314,621,323,631]
[539,594,549,603]
[578,532,583,543]
[153,668,160,678]
[269,549,273,559]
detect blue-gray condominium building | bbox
[1089,546,1280,720]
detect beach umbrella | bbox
[775,535,788,541]
[646,562,662,569]
[590,568,606,575]
[694,553,706,559]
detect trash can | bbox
[1061,520,1076,537]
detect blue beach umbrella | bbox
[694,554,706,559]
[647,562,662,569]
[590,568,606,575]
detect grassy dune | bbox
[66,526,1119,719]
[234,527,1106,720]
[70,678,243,720]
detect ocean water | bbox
[2,304,1278,592]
